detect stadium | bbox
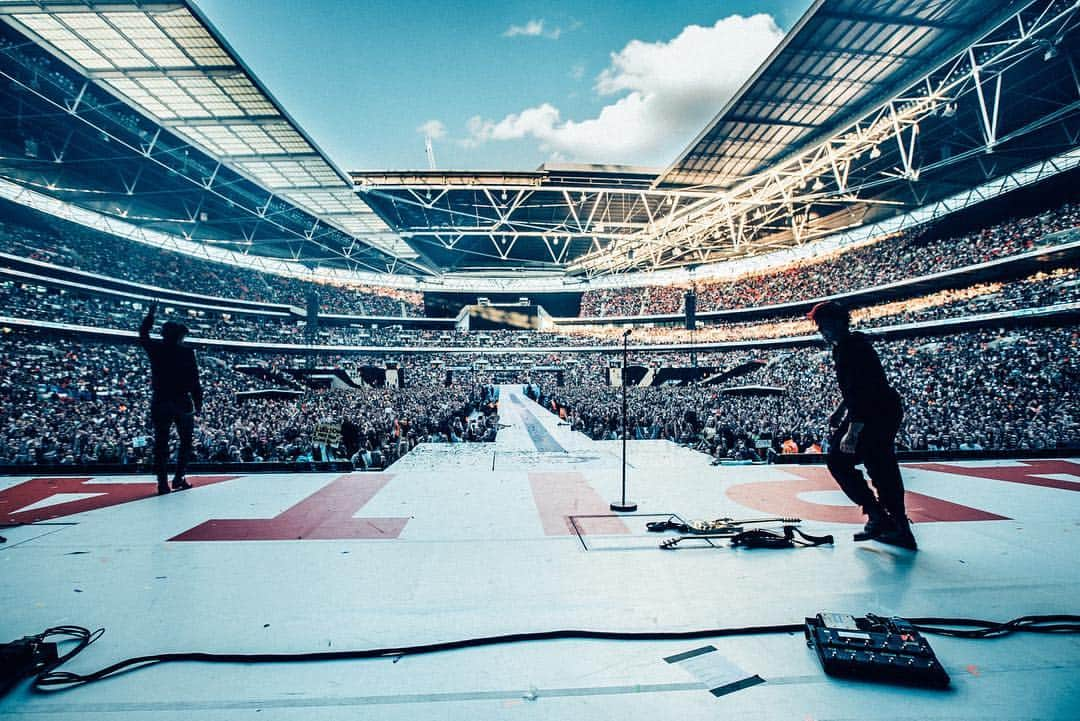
[0,0,1078,717]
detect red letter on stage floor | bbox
[528,472,629,536]
[907,460,1080,492]
[725,466,1008,524]
[170,473,408,542]
[0,476,238,525]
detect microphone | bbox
[623,328,633,337]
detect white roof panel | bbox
[234,157,341,190]
[1,0,411,264]
[16,12,112,69]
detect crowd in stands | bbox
[4,190,1075,332]
[580,201,1080,317]
[0,283,609,347]
[4,264,1077,349]
[0,334,499,468]
[2,321,1076,469]
[529,327,1080,457]
[1,200,424,317]
[3,174,1079,468]
[565,267,1080,344]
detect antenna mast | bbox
[425,135,437,170]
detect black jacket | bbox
[832,331,900,423]
[139,313,203,410]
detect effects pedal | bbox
[805,612,950,688]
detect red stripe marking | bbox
[0,475,239,525]
[170,473,408,542]
[528,471,630,536]
[725,466,1008,524]
[907,460,1080,492]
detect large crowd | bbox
[4,263,1077,349]
[565,267,1080,345]
[4,17,1080,472]
[530,327,1080,457]
[580,201,1080,317]
[0,334,500,468]
[4,194,1078,331]
[2,160,1079,468]
[0,283,612,347]
[1,200,424,317]
[2,322,1077,469]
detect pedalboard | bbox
[805,613,950,688]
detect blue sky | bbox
[192,0,812,172]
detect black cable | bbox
[32,623,806,690]
[19,625,103,686]
[31,614,1080,691]
[906,614,1080,638]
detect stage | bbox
[1,386,1077,719]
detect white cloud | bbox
[467,104,562,144]
[569,62,586,81]
[468,14,785,166]
[416,119,446,139]
[503,18,562,40]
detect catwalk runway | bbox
[1,386,1078,719]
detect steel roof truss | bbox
[573,0,1079,275]
[970,47,1004,148]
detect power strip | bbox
[805,613,950,688]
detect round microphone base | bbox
[609,501,638,513]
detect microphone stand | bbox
[611,329,637,512]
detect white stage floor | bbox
[1,386,1078,719]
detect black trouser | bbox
[826,411,907,522]
[151,396,194,483]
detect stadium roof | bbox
[570,0,1080,275]
[354,164,710,273]
[658,0,1004,189]
[0,0,418,266]
[357,0,1080,277]
[0,0,1077,284]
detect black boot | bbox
[171,476,192,491]
[156,477,171,495]
[877,518,917,550]
[853,506,893,542]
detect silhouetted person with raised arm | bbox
[139,301,202,495]
[808,301,916,550]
